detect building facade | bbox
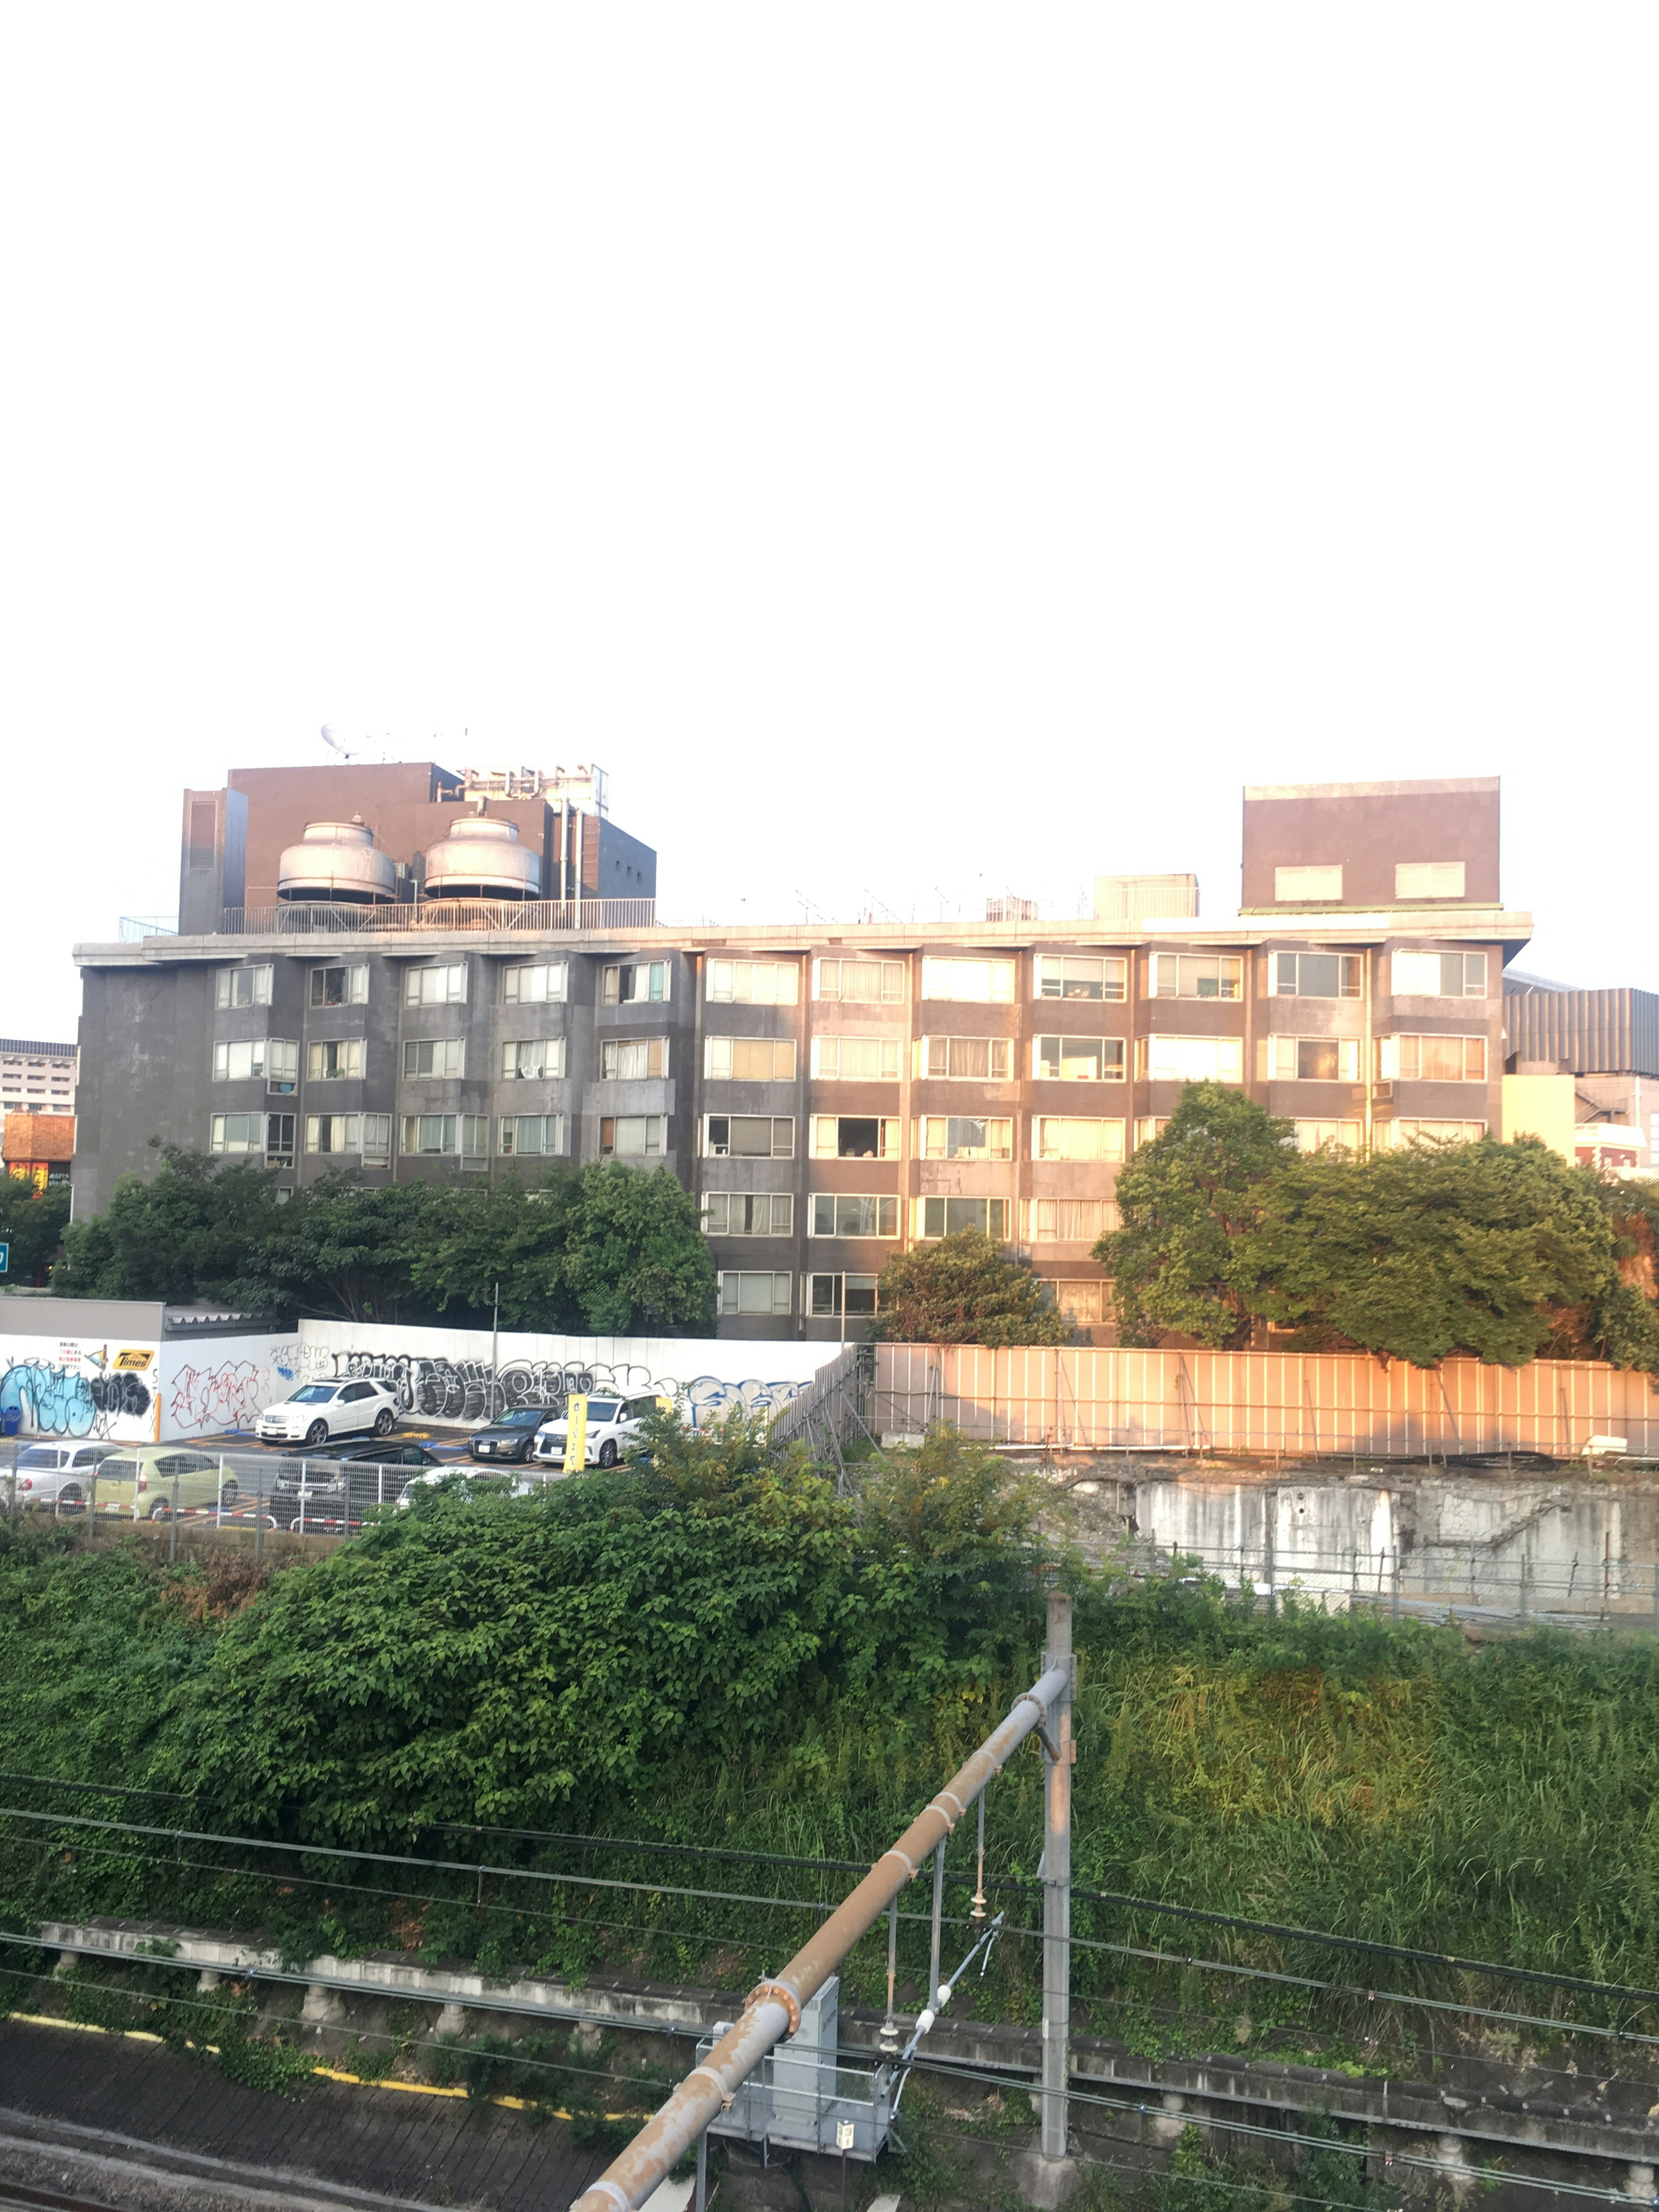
[71,774,1531,1341]
[1503,980,1658,1178]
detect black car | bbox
[270,1439,446,1528]
[468,1407,559,1464]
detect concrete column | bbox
[196,1970,222,1993]
[301,1983,345,2026]
[1624,2162,1654,2203]
[435,2001,467,2037]
[1436,2133,1475,2194]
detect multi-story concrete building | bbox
[71,770,1532,1341]
[1503,978,1658,1177]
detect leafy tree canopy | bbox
[0,1174,72,1286]
[55,1149,286,1306]
[871,1227,1074,1346]
[559,1162,715,1335]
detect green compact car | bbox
[89,1446,239,1520]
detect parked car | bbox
[255,1379,399,1448]
[9,1442,123,1510]
[91,1446,238,1520]
[530,1395,659,1470]
[467,1407,560,1464]
[270,1439,445,1528]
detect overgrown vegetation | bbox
[53,1148,715,1332]
[1100,1082,1659,1370]
[0,1174,72,1288]
[872,1227,1074,1344]
[0,1419,1656,2079]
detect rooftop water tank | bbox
[422,814,541,901]
[277,820,396,904]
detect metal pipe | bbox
[1040,1591,1074,2163]
[567,1655,1072,2212]
[927,1842,945,2011]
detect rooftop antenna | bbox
[320,723,361,763]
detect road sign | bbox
[0,1243,8,1275]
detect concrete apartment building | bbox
[71,769,1531,1341]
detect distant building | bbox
[3,1111,74,1189]
[70,770,1533,1340]
[1502,982,1658,1178]
[0,1037,76,1118]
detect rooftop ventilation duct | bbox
[277,820,396,905]
[422,815,541,902]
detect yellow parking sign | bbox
[563,1395,588,1475]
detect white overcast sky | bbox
[3,6,1654,1040]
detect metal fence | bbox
[873,1345,1659,1457]
[211,899,658,938]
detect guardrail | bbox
[209,899,658,938]
[118,915,178,941]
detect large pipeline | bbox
[568,1658,1073,2212]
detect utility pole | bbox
[1041,1588,1074,2165]
[490,1280,500,1421]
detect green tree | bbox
[1096,1083,1294,1348]
[54,1149,288,1304]
[871,1227,1073,1345]
[252,1175,434,1324]
[405,1166,578,1326]
[558,1163,716,1334]
[0,1174,72,1286]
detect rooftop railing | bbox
[119,915,178,941]
[203,899,658,938]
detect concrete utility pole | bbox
[1041,1589,1074,2163]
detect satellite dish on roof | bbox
[321,723,360,762]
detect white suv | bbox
[530,1395,658,1471]
[256,1379,400,1448]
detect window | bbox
[918,1036,1014,1081]
[921,957,1015,1002]
[1039,1280,1109,1325]
[362,1113,392,1166]
[813,1036,901,1081]
[499,1113,565,1156]
[502,1038,567,1080]
[404,963,467,1004]
[1289,1119,1363,1152]
[212,1038,299,1093]
[1275,864,1344,903]
[1263,1036,1362,1082]
[809,1273,880,1318]
[601,1038,668,1080]
[1135,1117,1171,1147]
[309,964,368,1007]
[704,1192,794,1236]
[706,1037,797,1081]
[600,1115,667,1158]
[1138,1036,1245,1084]
[308,1038,365,1081]
[815,958,905,1003]
[604,960,669,1005]
[718,1270,791,1316]
[1386,1118,1488,1144]
[811,1194,899,1237]
[1033,1035,1125,1081]
[916,1115,1012,1160]
[1391,950,1487,998]
[215,966,272,1009]
[1395,861,1466,901]
[1027,1198,1118,1242]
[502,962,567,1004]
[306,1113,378,1154]
[707,959,798,1004]
[1036,955,1125,1002]
[211,1112,294,1165]
[1270,953,1361,998]
[704,1115,794,1158]
[1033,1116,1126,1162]
[403,1039,464,1080]
[1383,1034,1487,1082]
[1151,954,1242,1000]
[812,1115,901,1159]
[400,1114,489,1158]
[917,1197,1010,1239]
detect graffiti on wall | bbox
[0,1360,153,1440]
[166,1342,298,1437]
[297,1343,810,1427]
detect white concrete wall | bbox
[0,1328,162,1444]
[155,1332,302,1439]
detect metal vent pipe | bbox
[569,1638,1074,2212]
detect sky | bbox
[3,5,1655,1042]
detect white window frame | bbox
[810,1193,900,1238]
[1269,953,1362,999]
[599,1114,667,1159]
[212,1037,299,1093]
[501,961,568,1005]
[308,1038,366,1081]
[404,962,467,1005]
[1386,1117,1488,1145]
[209,1112,263,1155]
[807,1271,880,1319]
[603,960,671,1006]
[309,963,369,1008]
[499,1112,566,1157]
[1395,861,1466,901]
[215,966,273,1009]
[1035,954,1125,1003]
[1032,1035,1126,1082]
[1288,1119,1363,1153]
[402,1038,465,1080]
[1038,1279,1109,1325]
[915,1195,1011,1240]
[718,1269,792,1317]
[702,1114,795,1159]
[920,956,1015,1003]
[812,1036,902,1081]
[1262,1035,1362,1084]
[306,1113,365,1155]
[1026,1198,1119,1242]
[1138,1035,1245,1084]
[1032,1116,1127,1163]
[706,959,798,1004]
[915,1115,1012,1161]
[706,1036,798,1081]
[1275,864,1344,903]
[1150,953,1243,1001]
[703,1192,795,1236]
[814,958,906,1004]
[1390,950,1487,998]
[601,1037,669,1081]
[811,1115,902,1159]
[399,1113,488,1158]
[501,1038,567,1081]
[1380,1034,1488,1083]
[917,1036,1014,1081]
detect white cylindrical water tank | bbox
[422,815,541,901]
[276,820,397,904]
